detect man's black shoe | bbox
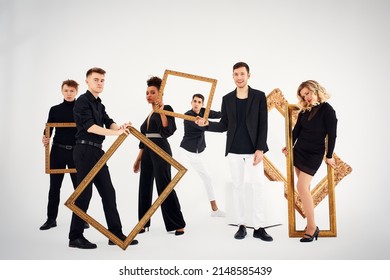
[253,227,273,242]
[108,234,138,246]
[69,237,97,249]
[234,225,247,240]
[84,222,90,229]
[39,219,57,230]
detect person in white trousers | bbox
[180,94,225,217]
[196,62,273,242]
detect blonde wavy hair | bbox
[297,80,330,112]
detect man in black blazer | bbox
[196,62,273,242]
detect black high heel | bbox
[300,226,319,242]
[139,227,149,234]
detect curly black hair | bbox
[147,76,162,90]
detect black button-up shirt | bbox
[180,108,221,153]
[73,90,115,144]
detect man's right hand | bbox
[42,136,50,146]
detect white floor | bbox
[2,179,387,261]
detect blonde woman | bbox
[282,80,337,242]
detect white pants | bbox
[179,148,216,201]
[227,153,266,229]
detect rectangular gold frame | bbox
[65,126,187,250]
[264,89,305,217]
[285,104,337,237]
[155,69,217,121]
[45,122,77,174]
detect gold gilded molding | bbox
[265,90,352,237]
[285,104,352,237]
[65,126,187,250]
[155,69,217,122]
[45,122,77,174]
[265,90,303,216]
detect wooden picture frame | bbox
[45,122,77,174]
[154,69,217,122]
[285,103,352,237]
[65,126,187,250]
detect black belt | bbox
[52,143,74,150]
[76,140,103,149]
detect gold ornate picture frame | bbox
[285,103,352,237]
[264,89,352,237]
[45,122,77,174]
[154,69,217,122]
[65,126,187,250]
[264,89,300,212]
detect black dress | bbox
[292,102,337,176]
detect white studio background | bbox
[0,0,389,263]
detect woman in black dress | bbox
[133,76,186,236]
[282,80,337,242]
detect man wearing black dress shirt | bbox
[68,67,138,249]
[179,94,225,217]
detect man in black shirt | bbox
[68,67,138,249]
[40,80,88,230]
[179,94,225,217]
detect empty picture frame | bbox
[154,69,218,122]
[45,122,77,174]
[285,103,352,237]
[65,126,187,250]
[264,89,304,216]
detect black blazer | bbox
[208,86,268,156]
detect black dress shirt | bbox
[73,90,115,144]
[180,108,221,153]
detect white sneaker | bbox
[211,209,226,217]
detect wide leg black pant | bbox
[139,145,186,232]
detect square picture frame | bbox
[154,69,217,122]
[65,126,187,250]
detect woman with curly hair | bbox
[133,76,186,236]
[282,80,337,242]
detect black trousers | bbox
[139,145,186,232]
[69,144,122,240]
[46,145,77,220]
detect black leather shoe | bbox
[108,234,138,246]
[40,219,57,230]
[84,222,90,229]
[175,230,184,236]
[69,237,97,249]
[253,227,273,242]
[234,225,247,239]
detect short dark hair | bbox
[192,93,205,102]
[147,76,162,90]
[233,62,250,73]
[86,67,106,78]
[61,79,79,90]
